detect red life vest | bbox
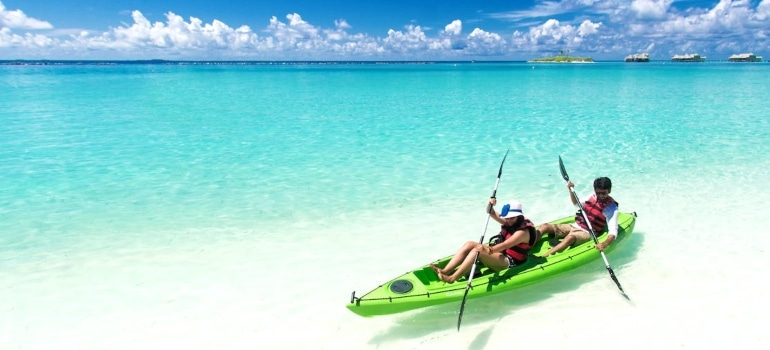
[500,218,537,264]
[575,195,618,233]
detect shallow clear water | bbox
[2,62,769,349]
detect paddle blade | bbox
[558,155,570,181]
[457,286,472,331]
[607,266,630,300]
[497,148,510,178]
[457,302,465,331]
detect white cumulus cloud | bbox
[266,13,322,48]
[465,28,506,54]
[531,19,574,42]
[444,19,462,35]
[508,17,602,53]
[0,26,55,48]
[1,1,769,60]
[384,25,430,52]
[335,19,351,30]
[652,0,757,36]
[630,0,674,20]
[108,11,257,50]
[577,20,602,36]
[0,1,53,29]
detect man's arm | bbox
[596,204,619,251]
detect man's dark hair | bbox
[594,177,612,190]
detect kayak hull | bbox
[346,212,637,317]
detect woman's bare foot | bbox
[429,263,443,275]
[436,271,457,284]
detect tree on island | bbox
[529,48,592,63]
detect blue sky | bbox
[1,0,768,60]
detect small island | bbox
[528,50,594,63]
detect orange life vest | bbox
[500,218,537,264]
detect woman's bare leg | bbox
[438,247,497,283]
[431,241,477,274]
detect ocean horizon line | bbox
[2,59,517,66]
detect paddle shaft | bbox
[559,156,628,298]
[569,187,613,265]
[457,149,508,331]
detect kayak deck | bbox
[347,212,637,317]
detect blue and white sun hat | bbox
[499,200,524,219]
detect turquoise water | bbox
[2,62,770,349]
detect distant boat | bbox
[728,53,762,62]
[671,54,706,62]
[624,53,649,62]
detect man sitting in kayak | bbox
[430,198,540,283]
[538,177,619,257]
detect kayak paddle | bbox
[457,148,509,331]
[558,155,629,300]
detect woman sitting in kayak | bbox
[430,198,540,283]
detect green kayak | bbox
[347,211,637,317]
